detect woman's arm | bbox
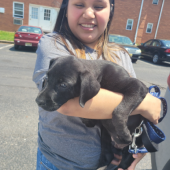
[57,88,161,124]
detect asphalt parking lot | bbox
[0,43,169,170]
[0,43,38,170]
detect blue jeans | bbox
[36,148,117,170]
[36,148,59,170]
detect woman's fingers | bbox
[128,153,146,170]
[111,154,122,166]
[118,153,146,170]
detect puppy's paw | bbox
[117,134,132,145]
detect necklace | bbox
[85,46,96,60]
[87,52,94,60]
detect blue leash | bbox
[129,85,167,154]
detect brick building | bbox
[0,0,169,44]
[0,0,62,33]
[111,0,169,44]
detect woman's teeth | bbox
[81,24,95,28]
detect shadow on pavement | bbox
[139,57,170,67]
[9,45,37,53]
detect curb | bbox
[0,40,14,44]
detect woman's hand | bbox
[131,93,161,124]
[111,153,146,170]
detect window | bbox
[162,40,170,47]
[153,0,159,5]
[44,9,51,21]
[13,2,24,18]
[126,19,133,30]
[32,7,38,19]
[144,40,153,46]
[18,26,42,34]
[146,23,153,33]
[152,41,160,47]
[109,35,133,45]
[13,19,23,25]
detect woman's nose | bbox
[83,8,95,19]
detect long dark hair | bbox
[53,0,122,61]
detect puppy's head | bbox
[36,56,100,111]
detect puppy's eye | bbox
[60,83,67,88]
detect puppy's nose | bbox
[36,98,46,107]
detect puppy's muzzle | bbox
[36,97,46,107]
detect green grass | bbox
[0,30,15,41]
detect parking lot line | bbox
[0,44,13,50]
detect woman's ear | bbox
[79,71,100,107]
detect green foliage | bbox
[0,30,15,41]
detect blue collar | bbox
[129,85,167,154]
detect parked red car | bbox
[14,25,43,50]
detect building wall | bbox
[109,0,141,44]
[0,0,62,32]
[109,0,170,44]
[136,0,162,44]
[0,0,170,44]
[156,0,170,40]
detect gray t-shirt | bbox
[32,33,136,170]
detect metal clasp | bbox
[129,121,143,153]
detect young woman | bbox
[33,0,161,169]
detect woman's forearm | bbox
[57,88,123,119]
[57,89,161,124]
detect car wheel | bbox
[132,59,137,63]
[152,54,161,64]
[14,45,19,50]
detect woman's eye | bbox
[75,4,84,8]
[60,83,67,88]
[94,6,104,10]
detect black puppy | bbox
[36,55,148,168]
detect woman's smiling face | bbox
[67,0,110,48]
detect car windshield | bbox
[162,40,170,47]
[18,26,42,34]
[109,35,133,45]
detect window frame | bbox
[126,19,134,31]
[146,23,153,33]
[152,0,159,5]
[13,2,24,19]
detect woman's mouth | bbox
[80,24,96,30]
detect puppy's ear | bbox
[79,72,100,108]
[49,58,57,69]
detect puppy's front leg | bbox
[112,78,148,145]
